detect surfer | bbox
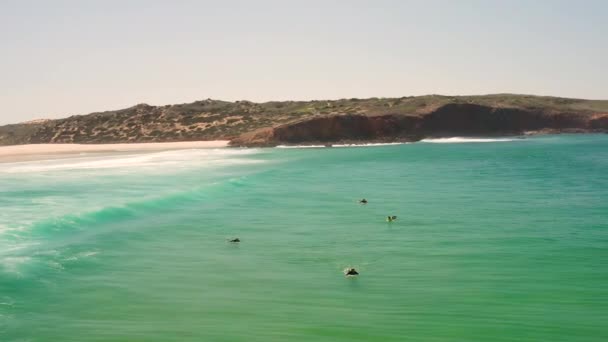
[344,267,359,276]
[228,238,240,243]
[359,198,368,204]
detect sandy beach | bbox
[0,141,230,163]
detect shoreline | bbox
[2,130,604,161]
[244,130,607,148]
[0,141,230,163]
[272,131,608,148]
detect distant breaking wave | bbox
[276,142,405,149]
[275,145,326,149]
[333,142,405,148]
[276,139,521,148]
[420,137,519,143]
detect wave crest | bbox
[421,137,519,143]
[276,142,405,149]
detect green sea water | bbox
[1,135,607,341]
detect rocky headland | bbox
[1,94,607,147]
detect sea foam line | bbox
[420,137,520,143]
[275,145,326,149]
[276,142,405,149]
[333,142,405,147]
[0,148,262,173]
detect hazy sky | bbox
[1,0,606,124]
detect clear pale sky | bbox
[1,0,606,125]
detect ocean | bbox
[1,135,607,341]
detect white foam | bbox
[0,244,37,255]
[332,142,405,147]
[64,251,99,261]
[80,251,99,257]
[421,137,518,143]
[47,260,64,270]
[276,142,405,149]
[276,145,326,149]
[0,256,30,274]
[0,148,262,173]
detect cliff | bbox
[1,95,607,146]
[230,103,608,146]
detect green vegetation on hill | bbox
[0,123,46,146]
[1,94,607,145]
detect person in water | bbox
[228,238,240,243]
[387,215,397,222]
[359,199,368,204]
[344,267,359,276]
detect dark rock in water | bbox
[344,267,359,276]
[228,238,240,243]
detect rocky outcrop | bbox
[230,115,422,146]
[230,104,608,146]
[589,114,608,129]
[419,104,592,135]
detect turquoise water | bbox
[1,135,607,341]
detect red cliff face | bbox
[272,115,421,143]
[419,104,590,135]
[230,115,422,147]
[230,104,607,146]
[589,114,608,129]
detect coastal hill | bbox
[1,94,607,147]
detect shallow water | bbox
[1,135,607,341]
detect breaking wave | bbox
[0,148,262,173]
[420,137,520,143]
[276,142,405,149]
